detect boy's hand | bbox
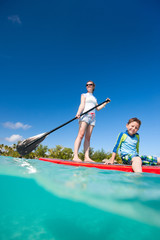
[102,158,114,165]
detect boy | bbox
[104,118,160,172]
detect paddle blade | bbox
[16,133,47,156]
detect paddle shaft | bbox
[45,99,110,137]
[17,99,110,155]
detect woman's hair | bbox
[127,117,141,127]
[86,80,95,92]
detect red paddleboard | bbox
[39,158,160,174]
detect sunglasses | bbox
[86,83,93,87]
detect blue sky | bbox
[0,0,160,156]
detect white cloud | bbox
[8,15,22,24]
[5,134,23,143]
[3,121,31,130]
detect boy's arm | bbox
[103,132,124,164]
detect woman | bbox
[73,80,110,162]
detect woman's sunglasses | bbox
[86,83,93,87]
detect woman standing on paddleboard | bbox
[73,81,110,163]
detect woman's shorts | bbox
[79,113,96,126]
[121,154,157,166]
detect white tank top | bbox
[82,93,97,114]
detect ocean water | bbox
[0,156,160,240]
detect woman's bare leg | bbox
[84,125,95,162]
[73,122,88,162]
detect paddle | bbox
[17,99,110,156]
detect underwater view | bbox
[0,156,160,240]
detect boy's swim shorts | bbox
[121,154,157,165]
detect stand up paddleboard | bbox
[39,158,160,174]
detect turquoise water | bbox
[0,156,160,240]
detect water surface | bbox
[0,156,160,240]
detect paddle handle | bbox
[46,99,110,136]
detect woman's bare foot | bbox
[84,157,95,163]
[72,158,82,163]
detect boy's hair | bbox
[127,118,141,127]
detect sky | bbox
[0,0,160,156]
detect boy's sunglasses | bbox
[86,83,93,87]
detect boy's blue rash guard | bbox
[113,131,140,156]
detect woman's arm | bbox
[76,94,86,118]
[96,98,111,111]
